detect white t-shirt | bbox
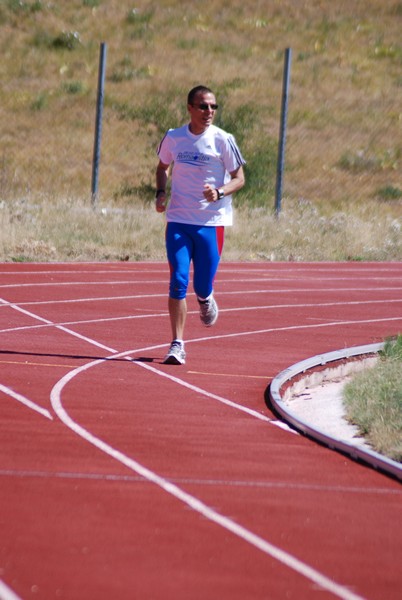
[157,124,245,226]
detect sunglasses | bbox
[192,103,219,111]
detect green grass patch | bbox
[6,0,43,14]
[30,92,48,111]
[32,30,82,51]
[343,335,402,462]
[376,185,402,201]
[338,148,399,173]
[61,80,87,95]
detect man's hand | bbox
[203,184,217,203]
[155,192,167,213]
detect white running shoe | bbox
[198,295,218,327]
[163,340,186,365]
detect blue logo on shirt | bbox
[177,151,210,164]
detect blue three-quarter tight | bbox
[166,222,224,300]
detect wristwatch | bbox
[216,187,224,201]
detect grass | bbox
[1,195,401,262]
[0,0,400,216]
[343,336,402,462]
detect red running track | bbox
[0,261,401,600]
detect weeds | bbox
[343,335,402,462]
[338,148,400,173]
[376,185,402,201]
[0,194,400,263]
[381,335,402,361]
[6,0,43,14]
[61,80,87,95]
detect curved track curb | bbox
[269,343,402,482]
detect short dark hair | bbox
[187,85,214,105]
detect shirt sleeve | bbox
[221,133,246,172]
[157,130,174,165]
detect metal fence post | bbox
[275,47,292,217]
[91,42,107,208]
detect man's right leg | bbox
[168,296,187,342]
[163,223,192,365]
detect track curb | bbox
[268,343,402,482]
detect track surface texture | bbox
[1,261,401,600]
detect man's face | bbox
[188,91,217,134]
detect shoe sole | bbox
[163,354,186,365]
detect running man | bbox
[155,85,246,365]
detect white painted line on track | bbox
[0,579,23,600]
[50,372,366,600]
[0,268,167,276]
[222,286,402,295]
[2,468,401,495]
[0,384,52,420]
[0,312,169,334]
[2,295,402,311]
[2,275,303,429]
[0,282,290,426]
[0,295,291,426]
[0,297,115,353]
[132,358,289,427]
[186,315,402,345]
[2,284,402,420]
[1,298,401,336]
[0,277,393,290]
[0,294,165,307]
[1,284,402,302]
[2,266,399,597]
[215,298,402,315]
[2,288,401,425]
[131,359,295,433]
[0,280,165,289]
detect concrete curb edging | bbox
[268,343,402,482]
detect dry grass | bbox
[0,0,401,260]
[1,194,401,262]
[0,196,166,261]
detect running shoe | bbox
[198,295,218,327]
[163,340,186,365]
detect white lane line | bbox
[131,359,295,433]
[0,580,23,600]
[1,298,402,335]
[132,359,274,424]
[0,297,115,353]
[222,286,402,295]
[0,294,165,307]
[220,298,402,311]
[2,469,401,496]
[2,295,402,311]
[0,295,283,426]
[2,286,401,425]
[0,384,53,420]
[225,266,396,276]
[1,274,401,290]
[0,268,167,275]
[1,287,402,309]
[50,368,366,600]
[186,315,402,345]
[0,312,169,334]
[0,280,165,289]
